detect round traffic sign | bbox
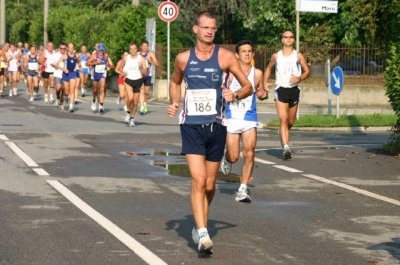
[158,1,179,22]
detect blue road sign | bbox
[331,66,344,95]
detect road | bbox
[0,85,399,265]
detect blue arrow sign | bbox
[331,66,344,95]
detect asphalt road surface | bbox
[0,85,399,265]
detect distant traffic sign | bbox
[158,1,179,22]
[331,66,344,95]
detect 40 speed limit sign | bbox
[158,1,179,22]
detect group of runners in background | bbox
[0,40,159,124]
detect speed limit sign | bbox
[158,1,179,22]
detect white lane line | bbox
[273,165,303,173]
[254,157,276,165]
[303,174,400,206]
[46,180,168,265]
[4,141,39,167]
[0,135,9,141]
[32,168,50,176]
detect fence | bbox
[154,44,386,86]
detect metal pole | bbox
[326,59,331,115]
[336,95,340,119]
[0,0,5,44]
[167,20,170,100]
[44,0,49,44]
[295,0,300,120]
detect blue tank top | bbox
[65,53,77,72]
[92,53,107,80]
[180,45,226,125]
[80,52,89,67]
[140,51,150,77]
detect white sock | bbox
[284,144,289,149]
[239,184,247,191]
[198,227,208,237]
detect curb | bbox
[265,126,392,132]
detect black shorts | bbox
[42,71,54,79]
[275,86,300,107]
[0,68,4,76]
[180,123,227,162]
[26,70,40,77]
[142,76,152,86]
[125,78,142,93]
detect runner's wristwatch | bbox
[233,92,239,101]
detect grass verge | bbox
[266,113,396,127]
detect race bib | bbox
[229,97,252,112]
[186,88,217,116]
[95,64,105,73]
[81,62,87,69]
[28,62,38,70]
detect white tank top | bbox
[123,54,142,80]
[8,51,19,71]
[275,50,301,88]
[44,50,57,72]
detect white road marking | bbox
[32,168,49,176]
[0,134,9,141]
[303,174,400,206]
[254,157,276,165]
[273,165,303,173]
[46,180,168,265]
[4,141,39,167]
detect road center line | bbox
[46,180,168,265]
[0,134,9,141]
[273,165,303,173]
[4,141,39,167]
[302,174,400,206]
[32,168,50,176]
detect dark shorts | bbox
[275,86,300,107]
[75,70,80,78]
[26,70,39,77]
[42,71,54,79]
[180,123,227,162]
[142,75,152,86]
[0,68,4,76]
[125,78,142,93]
[62,71,76,82]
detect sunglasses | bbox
[60,47,66,50]
[283,36,294,39]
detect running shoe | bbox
[277,129,283,149]
[283,146,292,159]
[235,188,251,203]
[44,96,49,103]
[13,88,17,96]
[0,90,3,97]
[59,104,64,110]
[81,88,86,97]
[49,95,55,103]
[54,99,59,106]
[198,232,213,255]
[192,227,199,244]
[220,151,232,175]
[123,105,128,112]
[143,105,148,113]
[91,101,97,111]
[124,113,131,123]
[139,105,145,114]
[129,118,135,127]
[69,107,74,113]
[28,97,34,102]
[116,96,121,104]
[99,105,104,113]
[9,90,13,97]
[4,82,7,87]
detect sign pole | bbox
[336,95,340,119]
[295,0,300,120]
[158,1,179,100]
